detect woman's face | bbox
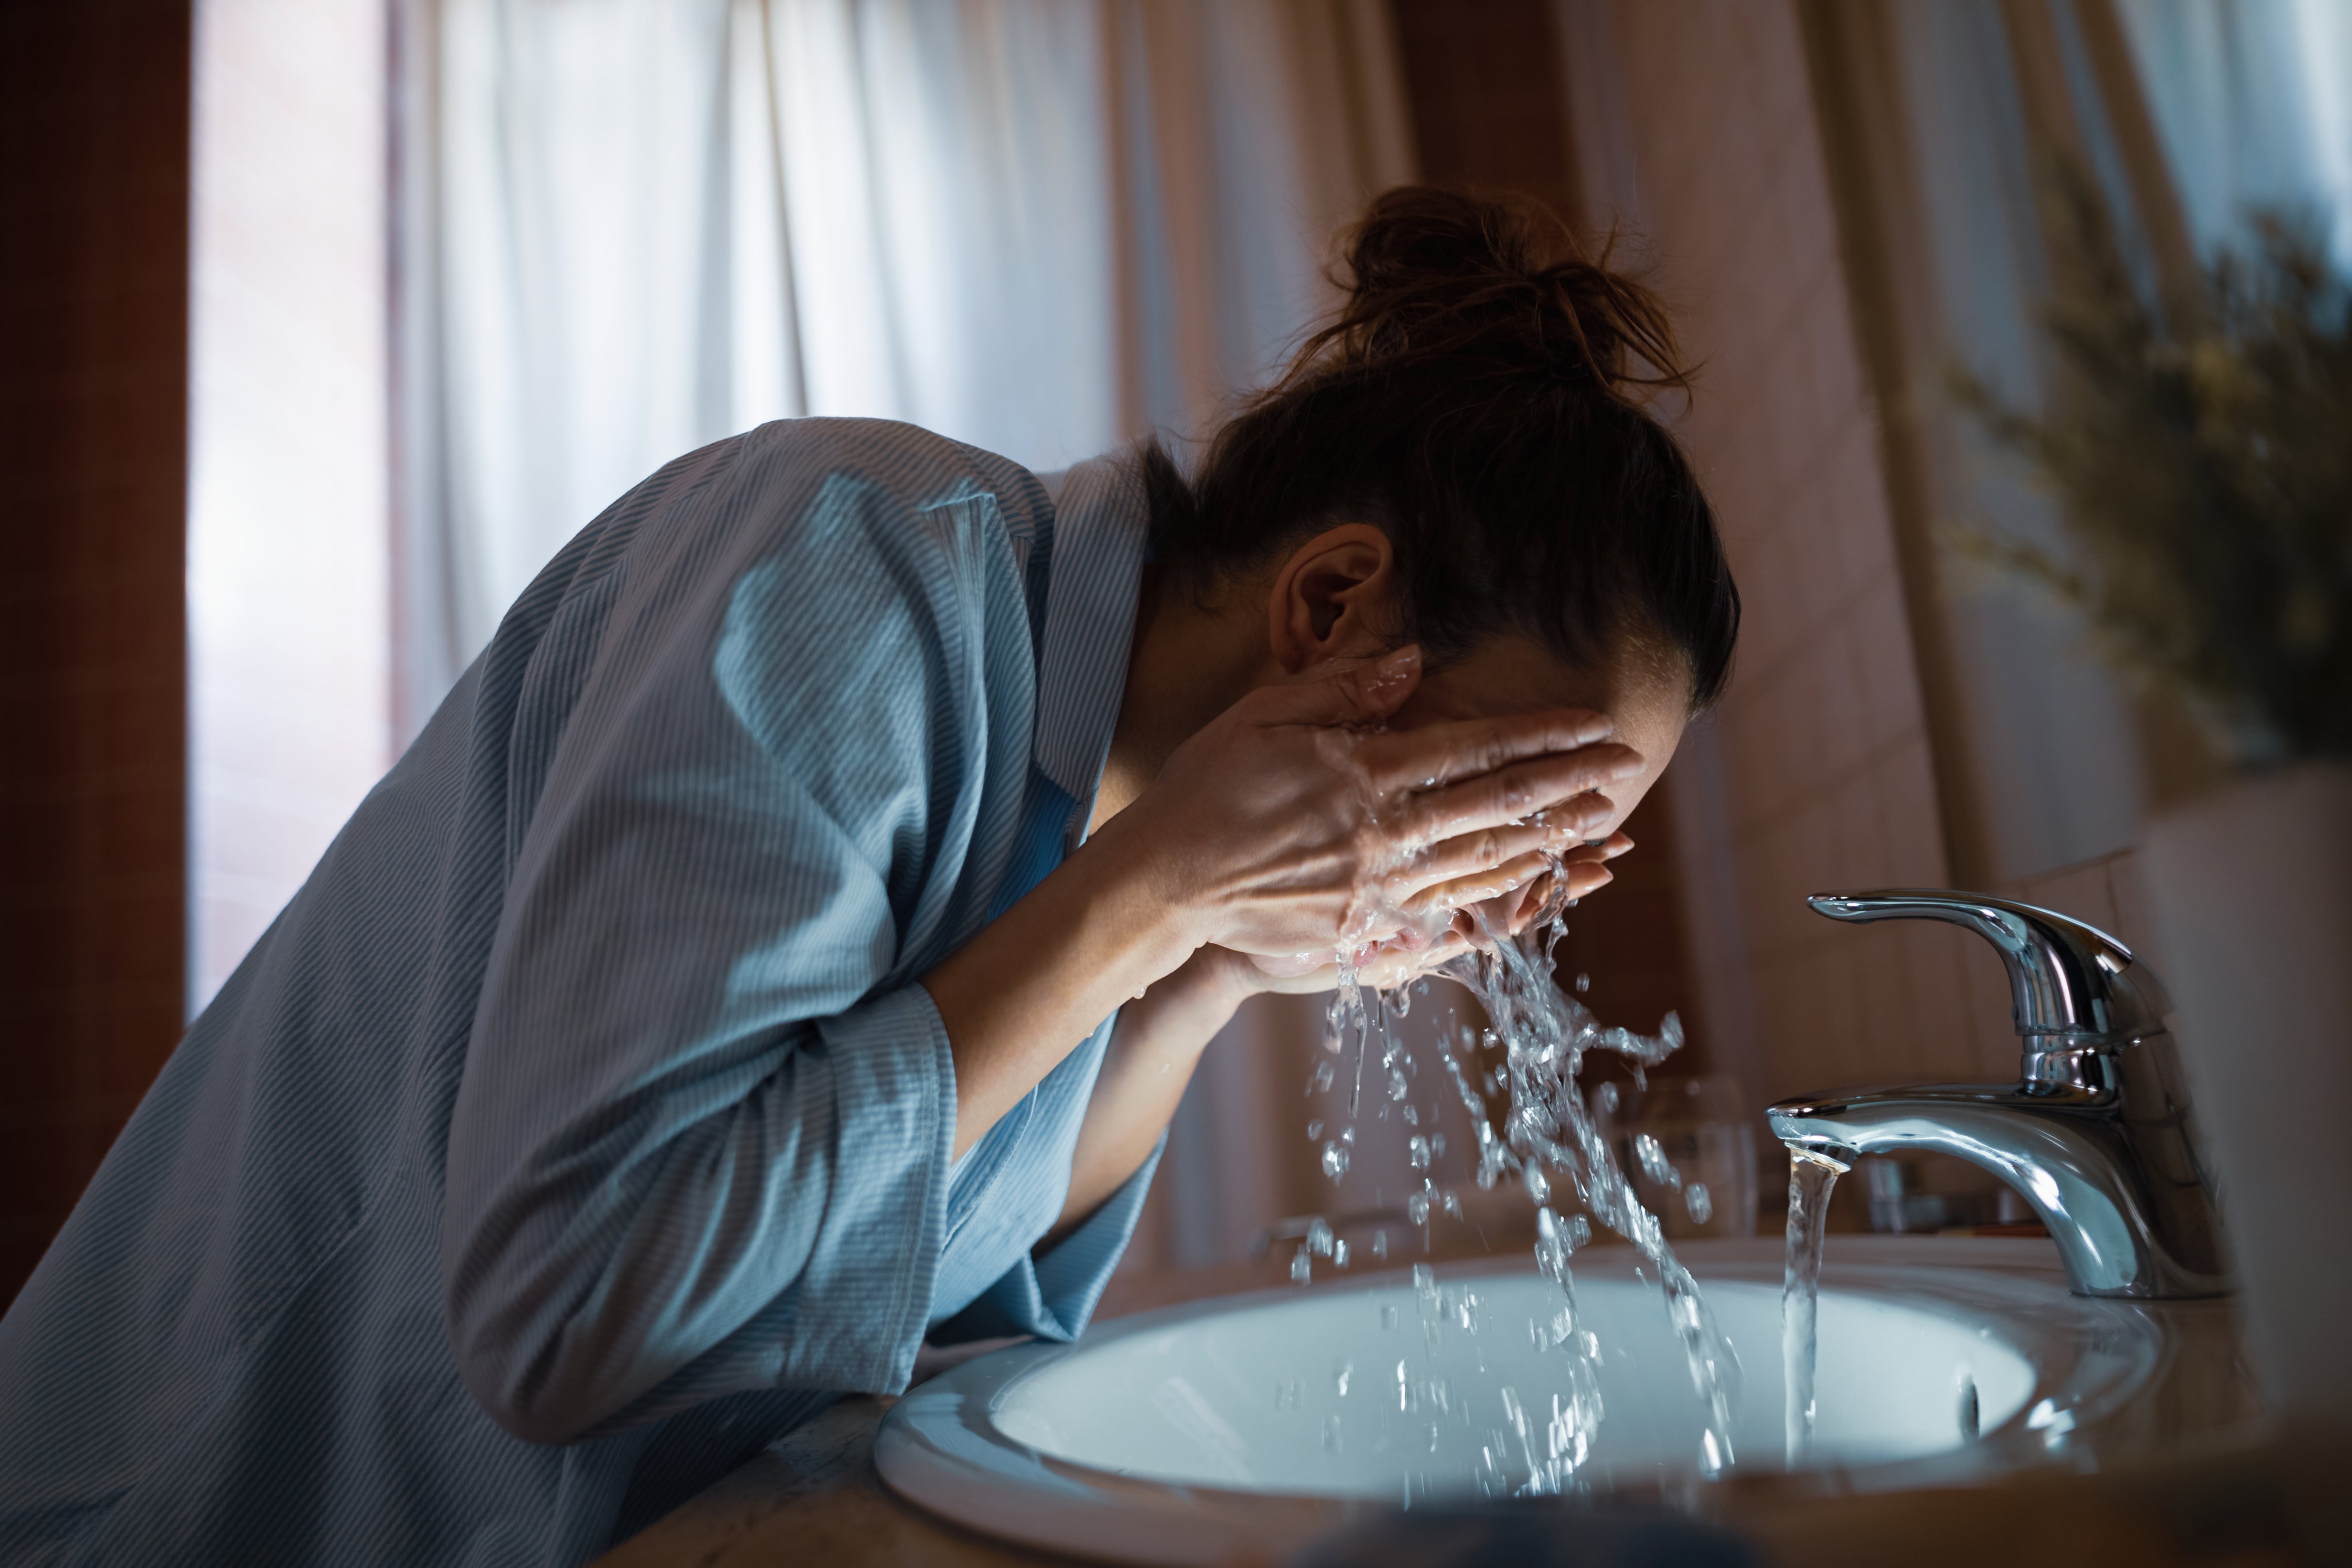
[1385,631,1689,843]
[1366,632,1689,959]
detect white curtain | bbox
[2117,0,2352,266]
[396,0,1411,727]
[1782,0,2351,890]
[394,0,1415,1273]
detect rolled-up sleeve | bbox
[439,454,1038,1446]
[931,1132,1165,1345]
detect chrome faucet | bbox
[1766,889,2229,1300]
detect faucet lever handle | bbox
[1807,889,2170,1040]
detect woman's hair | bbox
[1141,186,1739,710]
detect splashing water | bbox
[1302,899,1743,1489]
[1442,913,1743,1482]
[1273,757,1743,1487]
[1781,1148,1848,1465]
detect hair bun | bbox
[1302,186,1689,403]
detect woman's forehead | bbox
[1400,633,1680,725]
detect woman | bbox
[0,188,1734,1565]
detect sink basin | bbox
[878,1238,2168,1566]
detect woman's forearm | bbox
[1045,950,1255,1243]
[921,812,1202,1160]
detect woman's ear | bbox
[1265,524,1397,673]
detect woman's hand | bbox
[1214,828,1634,997]
[927,645,1639,1162]
[1097,645,1646,967]
[1048,826,1633,1240]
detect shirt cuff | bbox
[787,982,959,1393]
[930,1131,1165,1345]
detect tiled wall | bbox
[1567,0,2022,1102]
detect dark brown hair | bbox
[1142,186,1739,709]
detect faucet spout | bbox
[1768,890,2230,1301]
[1769,1073,2226,1298]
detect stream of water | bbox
[1779,1148,1848,1465]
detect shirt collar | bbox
[1031,451,1150,819]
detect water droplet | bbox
[1305,1119,1324,1141]
[1408,1134,1432,1171]
[1634,1132,1676,1186]
[1291,1247,1312,1284]
[1380,1302,1399,1330]
[1323,1414,1344,1453]
[1684,1181,1713,1224]
[1332,1238,1350,1268]
[1334,1359,1353,1397]
[1321,1141,1350,1179]
[1307,1216,1335,1255]
[1575,972,1592,993]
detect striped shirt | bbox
[0,419,1160,1566]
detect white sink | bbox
[877,1239,2165,1566]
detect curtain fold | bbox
[394,0,1415,1274]
[1797,0,2350,887]
[2113,0,2352,267]
[395,0,1411,731]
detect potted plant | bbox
[1956,175,2351,1423]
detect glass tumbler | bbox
[1614,1076,1760,1240]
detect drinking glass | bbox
[1613,1076,1760,1240]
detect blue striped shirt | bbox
[0,419,1160,1566]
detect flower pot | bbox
[2143,764,2352,1422]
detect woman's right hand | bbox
[1098,645,1647,967]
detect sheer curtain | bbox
[2116,0,2352,266]
[1796,0,2351,892]
[393,0,1415,1274]
[395,0,1410,727]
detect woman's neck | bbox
[1088,565,1269,836]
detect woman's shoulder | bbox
[732,416,1053,526]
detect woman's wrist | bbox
[1078,802,1222,967]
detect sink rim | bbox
[876,1237,2177,1568]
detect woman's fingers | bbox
[1235,927,1471,995]
[1381,818,1583,901]
[1248,645,1424,729]
[1397,744,1642,843]
[1418,827,1636,932]
[1356,706,1614,794]
[1399,849,1564,917]
[1385,821,1636,917]
[1563,831,1636,865]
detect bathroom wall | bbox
[0,0,195,1308]
[1556,0,2024,1108]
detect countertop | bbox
[592,1239,2341,1568]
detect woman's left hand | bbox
[1049,831,1630,1243]
[1215,830,1634,999]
